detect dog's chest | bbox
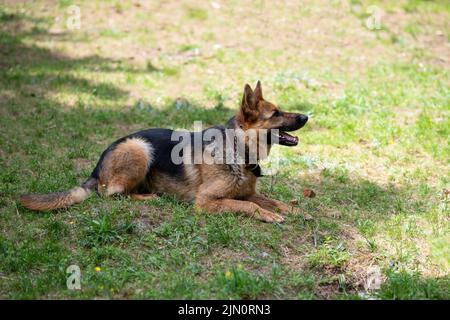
[228,164,257,198]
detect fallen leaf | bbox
[303,188,316,198]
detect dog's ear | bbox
[238,84,258,123]
[253,80,263,102]
[242,84,254,110]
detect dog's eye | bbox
[272,110,281,118]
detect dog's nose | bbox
[297,114,308,125]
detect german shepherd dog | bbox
[20,81,308,222]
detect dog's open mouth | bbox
[277,131,298,146]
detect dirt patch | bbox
[200,247,248,270]
[280,232,311,272]
[73,157,92,173]
[341,225,383,292]
[381,10,450,69]
[134,203,167,234]
[316,282,341,299]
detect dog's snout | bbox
[297,114,308,125]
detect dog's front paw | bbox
[257,210,285,223]
[273,202,293,215]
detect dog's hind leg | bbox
[98,137,153,197]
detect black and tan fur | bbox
[20,81,308,223]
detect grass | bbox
[0,0,449,299]
[307,237,350,271]
[377,271,449,299]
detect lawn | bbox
[0,0,449,299]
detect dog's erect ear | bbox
[242,84,254,110]
[253,80,263,102]
[238,83,259,123]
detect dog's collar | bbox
[231,135,263,177]
[245,164,263,177]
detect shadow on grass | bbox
[0,7,446,300]
[0,9,233,130]
[0,9,234,201]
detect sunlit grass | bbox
[0,0,448,299]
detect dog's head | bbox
[235,81,308,146]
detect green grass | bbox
[377,271,449,299]
[307,237,349,270]
[185,7,208,21]
[0,1,449,299]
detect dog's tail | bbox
[20,177,98,211]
